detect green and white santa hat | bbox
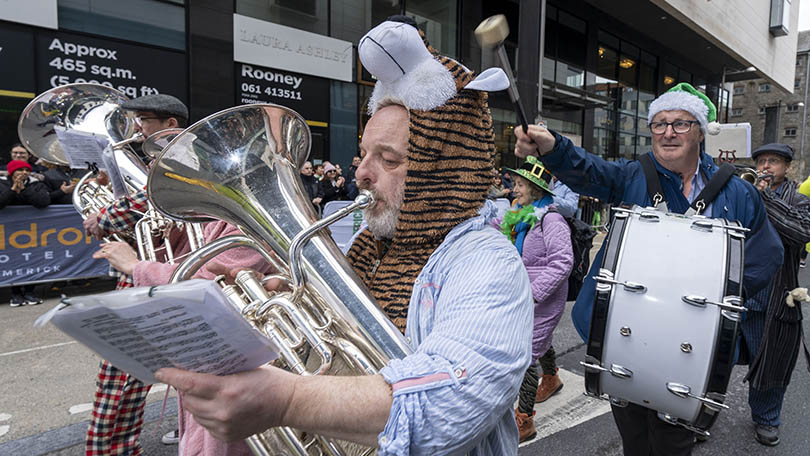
[647,82,721,136]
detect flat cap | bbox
[752,143,794,162]
[121,94,188,121]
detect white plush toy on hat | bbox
[358,18,508,115]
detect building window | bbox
[796,78,802,89]
[733,86,744,95]
[785,127,797,137]
[58,0,185,50]
[406,0,457,57]
[759,83,771,93]
[759,106,766,115]
[237,0,329,35]
[731,108,743,117]
[787,103,801,112]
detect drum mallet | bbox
[474,14,532,134]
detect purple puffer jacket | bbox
[493,205,574,359]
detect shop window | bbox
[406,0,457,57]
[596,44,618,81]
[331,0,401,44]
[555,10,586,88]
[237,0,328,35]
[58,0,185,50]
[330,81,358,166]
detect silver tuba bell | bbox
[148,104,411,455]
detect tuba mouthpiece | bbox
[355,190,375,209]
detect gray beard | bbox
[364,204,399,240]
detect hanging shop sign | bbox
[35,30,187,103]
[236,63,329,124]
[233,14,353,83]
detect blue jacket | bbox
[541,132,784,340]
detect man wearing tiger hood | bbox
[156,16,534,455]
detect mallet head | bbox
[474,14,510,49]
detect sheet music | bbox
[54,125,110,170]
[36,279,278,384]
[101,145,128,199]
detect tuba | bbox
[148,104,411,455]
[17,83,147,242]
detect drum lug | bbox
[580,361,633,379]
[594,274,647,294]
[682,295,746,313]
[690,220,715,232]
[721,310,742,322]
[609,396,629,408]
[639,211,661,222]
[666,382,729,411]
[682,424,711,437]
[657,412,679,425]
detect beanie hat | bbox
[348,16,508,331]
[7,160,32,176]
[647,82,721,135]
[323,162,337,173]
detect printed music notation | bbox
[35,279,278,384]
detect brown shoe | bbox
[515,409,537,443]
[535,368,564,403]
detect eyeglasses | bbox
[755,157,785,166]
[648,120,700,135]
[134,116,166,126]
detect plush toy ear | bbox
[707,121,721,136]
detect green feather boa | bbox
[500,205,538,243]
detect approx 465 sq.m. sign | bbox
[36,30,187,103]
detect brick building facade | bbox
[730,31,810,181]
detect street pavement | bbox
[1,240,809,455]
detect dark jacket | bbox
[319,178,348,207]
[0,175,51,209]
[744,179,810,390]
[43,167,82,205]
[346,165,359,200]
[300,173,321,203]
[539,131,784,341]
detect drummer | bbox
[514,82,783,455]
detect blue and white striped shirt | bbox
[376,200,533,455]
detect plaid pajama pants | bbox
[85,279,151,456]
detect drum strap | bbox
[639,154,735,216]
[639,154,667,211]
[686,163,735,216]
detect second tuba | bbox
[148,104,411,455]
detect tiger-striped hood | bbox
[348,17,506,332]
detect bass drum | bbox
[581,206,746,435]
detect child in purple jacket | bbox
[492,156,574,443]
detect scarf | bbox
[500,196,553,255]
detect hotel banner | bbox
[0,205,108,286]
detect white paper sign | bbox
[233,14,353,82]
[0,0,58,29]
[37,279,278,384]
[54,126,110,170]
[101,145,128,199]
[705,123,752,160]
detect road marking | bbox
[68,404,93,415]
[0,413,10,422]
[0,425,8,438]
[519,368,611,446]
[0,341,77,358]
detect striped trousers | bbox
[741,310,787,427]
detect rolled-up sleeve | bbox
[377,241,533,455]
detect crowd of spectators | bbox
[299,155,362,213]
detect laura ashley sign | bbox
[233,14,353,83]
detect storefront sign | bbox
[233,14,353,83]
[0,205,109,286]
[0,26,36,94]
[35,31,187,103]
[236,63,329,123]
[0,0,58,29]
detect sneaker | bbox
[9,295,25,307]
[515,409,536,443]
[801,260,807,268]
[23,293,43,305]
[161,430,179,445]
[535,368,564,403]
[754,424,779,446]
